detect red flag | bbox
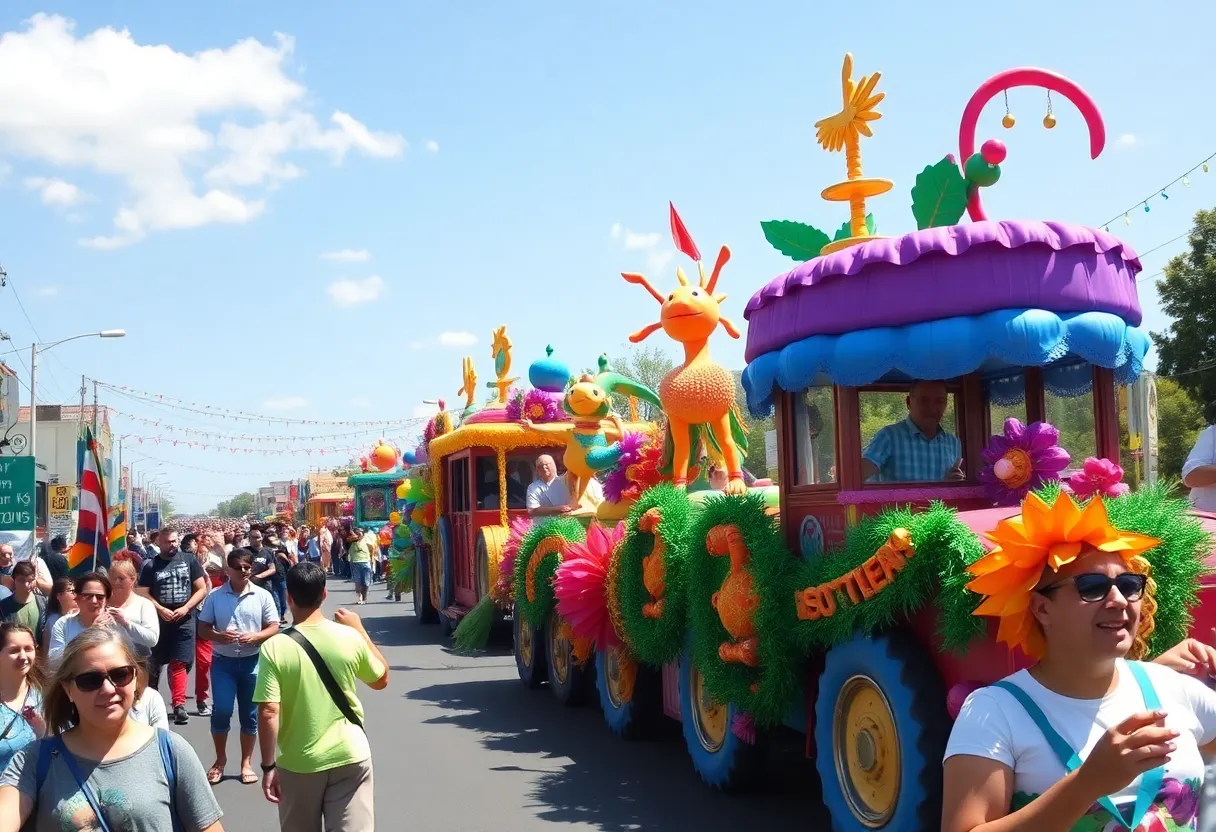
[669,202,701,262]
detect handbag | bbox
[282,627,364,731]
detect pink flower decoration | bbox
[554,522,626,650]
[1067,457,1129,500]
[506,388,561,422]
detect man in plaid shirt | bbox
[862,380,965,483]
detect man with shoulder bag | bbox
[254,562,388,832]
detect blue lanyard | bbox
[994,661,1164,830]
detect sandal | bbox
[207,764,225,785]
[239,770,258,785]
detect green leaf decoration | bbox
[760,220,831,261]
[831,213,877,242]
[910,157,969,230]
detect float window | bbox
[859,382,963,483]
[1045,389,1097,475]
[795,386,837,485]
[475,456,499,509]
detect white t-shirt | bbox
[1184,426,1216,512]
[128,686,168,729]
[946,660,1216,829]
[525,475,603,510]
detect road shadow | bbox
[407,675,829,830]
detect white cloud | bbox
[0,14,406,248]
[263,396,307,410]
[425,140,439,153]
[33,286,59,297]
[612,221,673,276]
[1116,133,1137,148]
[438,331,477,347]
[24,176,84,206]
[320,248,370,263]
[412,403,439,418]
[326,275,384,307]
[350,397,372,408]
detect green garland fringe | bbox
[686,492,802,728]
[614,484,694,665]
[388,551,416,595]
[512,517,586,628]
[453,594,497,653]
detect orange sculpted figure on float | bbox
[707,524,760,667]
[623,242,749,494]
[638,507,667,619]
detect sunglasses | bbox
[1038,573,1148,603]
[73,665,136,692]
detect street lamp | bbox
[29,330,126,464]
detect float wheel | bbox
[677,644,763,792]
[596,646,661,739]
[413,546,437,625]
[514,609,546,688]
[815,630,949,832]
[545,609,587,706]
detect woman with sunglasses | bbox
[943,492,1216,832]
[0,624,44,770]
[47,573,116,666]
[40,579,76,655]
[0,627,223,830]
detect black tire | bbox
[514,609,546,688]
[545,610,587,707]
[814,630,950,832]
[413,546,437,625]
[678,643,764,791]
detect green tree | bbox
[213,492,256,518]
[1152,208,1216,422]
[1156,377,1205,483]
[608,345,676,422]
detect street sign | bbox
[48,484,76,544]
[0,457,35,532]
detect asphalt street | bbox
[162,578,825,831]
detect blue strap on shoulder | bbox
[33,737,53,796]
[993,661,1164,831]
[156,728,183,832]
[49,736,111,832]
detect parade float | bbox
[428,55,1216,832]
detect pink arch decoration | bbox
[959,68,1106,221]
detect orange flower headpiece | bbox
[966,491,1161,659]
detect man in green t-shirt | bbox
[344,528,376,606]
[0,562,46,644]
[255,561,388,831]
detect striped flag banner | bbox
[108,506,127,557]
[68,427,111,576]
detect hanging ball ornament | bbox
[1043,113,1057,129]
[1002,112,1015,129]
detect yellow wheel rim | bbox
[833,675,901,827]
[549,611,570,685]
[691,665,727,752]
[517,613,534,669]
[605,646,634,708]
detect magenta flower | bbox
[506,388,561,422]
[602,431,648,503]
[979,418,1071,505]
[1067,457,1130,500]
[503,388,526,420]
[1160,778,1200,824]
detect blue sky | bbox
[0,2,1211,512]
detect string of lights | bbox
[1100,150,1215,231]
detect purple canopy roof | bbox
[743,220,1143,363]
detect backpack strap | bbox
[157,729,182,832]
[993,662,1164,831]
[47,736,111,832]
[281,628,364,731]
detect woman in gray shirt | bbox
[0,627,223,831]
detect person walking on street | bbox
[0,564,46,647]
[346,529,375,606]
[331,527,347,579]
[198,549,279,787]
[255,562,388,831]
[183,533,215,717]
[137,529,208,725]
[42,538,69,584]
[318,523,333,574]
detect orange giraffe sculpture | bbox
[622,244,749,495]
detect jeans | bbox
[271,579,287,618]
[350,562,372,589]
[210,653,260,735]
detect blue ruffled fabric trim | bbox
[741,308,1149,417]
